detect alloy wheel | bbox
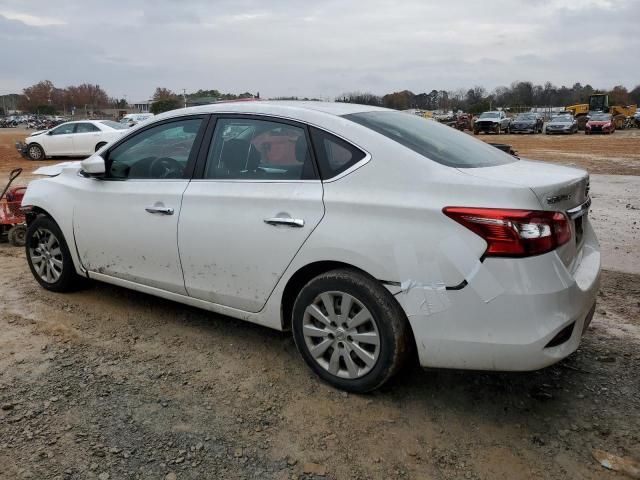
[28,145,42,160]
[29,228,63,283]
[302,291,380,379]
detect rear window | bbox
[309,127,366,179]
[343,111,516,168]
[100,120,127,130]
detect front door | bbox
[74,116,207,294]
[179,116,324,312]
[46,123,76,155]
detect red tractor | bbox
[0,169,27,246]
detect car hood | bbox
[457,158,589,212]
[548,121,572,126]
[33,161,82,177]
[513,119,535,125]
[587,121,609,126]
[476,118,499,123]
[28,129,49,137]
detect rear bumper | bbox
[394,219,601,371]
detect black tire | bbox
[95,142,107,152]
[27,143,45,161]
[25,215,85,292]
[8,225,26,246]
[291,269,411,393]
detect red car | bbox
[585,113,615,134]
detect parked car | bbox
[120,113,155,127]
[22,102,599,392]
[585,113,615,134]
[545,113,579,134]
[510,113,543,134]
[17,120,128,160]
[473,111,511,134]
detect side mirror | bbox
[81,153,106,176]
[47,130,53,135]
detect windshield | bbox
[343,111,516,168]
[590,113,611,121]
[100,120,127,130]
[479,112,500,119]
[515,114,535,121]
[551,115,572,123]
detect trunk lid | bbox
[457,158,589,211]
[457,158,590,270]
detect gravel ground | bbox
[1,127,639,479]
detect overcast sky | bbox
[0,0,638,101]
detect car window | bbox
[100,120,127,130]
[204,118,316,180]
[309,127,366,179]
[106,118,202,180]
[75,123,101,133]
[344,111,516,168]
[50,123,76,135]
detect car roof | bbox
[154,100,389,123]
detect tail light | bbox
[443,207,571,257]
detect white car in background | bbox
[120,113,155,127]
[21,101,600,392]
[22,120,128,160]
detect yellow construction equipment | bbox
[566,94,637,129]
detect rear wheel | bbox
[27,143,44,160]
[292,269,411,392]
[25,216,85,292]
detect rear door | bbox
[179,115,324,312]
[72,122,102,155]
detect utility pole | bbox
[183,88,187,108]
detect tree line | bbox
[338,82,640,113]
[3,79,639,116]
[149,88,258,114]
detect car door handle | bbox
[263,217,304,228]
[145,206,174,215]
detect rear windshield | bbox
[100,120,127,130]
[343,111,516,168]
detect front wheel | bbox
[25,216,85,292]
[27,143,44,161]
[292,269,411,392]
[8,225,26,246]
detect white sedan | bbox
[21,101,600,392]
[23,120,127,160]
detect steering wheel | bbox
[149,157,183,179]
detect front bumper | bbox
[393,219,601,371]
[511,125,536,133]
[475,122,500,132]
[546,127,572,134]
[15,141,28,158]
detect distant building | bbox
[131,100,153,113]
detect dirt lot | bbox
[477,129,640,176]
[1,126,639,479]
